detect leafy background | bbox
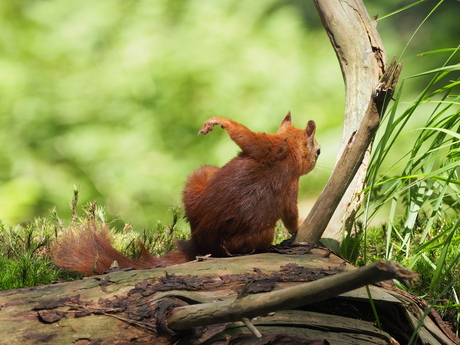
[0,0,458,230]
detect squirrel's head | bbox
[277,112,320,175]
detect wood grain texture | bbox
[306,0,387,245]
[297,58,401,244]
[0,251,454,344]
[296,1,403,245]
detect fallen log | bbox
[166,260,417,331]
[0,249,457,345]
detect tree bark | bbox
[0,250,456,345]
[296,0,400,247]
[296,58,401,244]
[166,260,417,331]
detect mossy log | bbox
[0,248,457,345]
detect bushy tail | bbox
[53,224,188,276]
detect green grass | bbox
[0,218,62,289]
[337,34,460,337]
[342,215,460,335]
[0,190,189,289]
[335,3,460,335]
[121,204,189,259]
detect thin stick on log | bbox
[242,317,262,339]
[166,261,417,331]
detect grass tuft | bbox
[0,191,189,289]
[343,40,460,334]
[0,219,60,289]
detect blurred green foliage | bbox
[0,0,458,229]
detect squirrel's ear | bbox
[279,111,292,129]
[305,120,316,137]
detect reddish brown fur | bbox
[53,224,188,275]
[53,113,319,275]
[183,112,320,257]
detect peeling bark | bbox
[0,251,456,344]
[297,59,402,244]
[166,260,417,331]
[296,1,402,246]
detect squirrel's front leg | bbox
[198,117,273,158]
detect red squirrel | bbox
[53,112,320,275]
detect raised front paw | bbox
[198,117,224,135]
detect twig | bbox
[242,317,262,339]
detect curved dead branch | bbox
[166,260,417,331]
